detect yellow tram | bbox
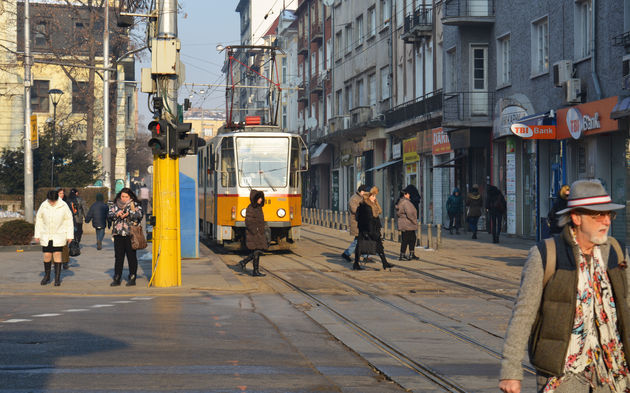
[198,122,308,250]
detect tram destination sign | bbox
[509,123,556,139]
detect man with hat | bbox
[499,179,630,393]
[341,184,371,262]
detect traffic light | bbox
[148,120,168,157]
[167,122,205,158]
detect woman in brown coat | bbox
[395,189,419,260]
[238,189,267,276]
[355,190,394,271]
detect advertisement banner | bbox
[403,136,420,163]
[432,127,452,155]
[510,124,556,139]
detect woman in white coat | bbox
[34,190,74,286]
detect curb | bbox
[0,244,40,253]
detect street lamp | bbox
[48,88,63,187]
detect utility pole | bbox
[23,0,33,223]
[103,0,111,199]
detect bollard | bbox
[417,220,423,249]
[436,224,442,249]
[389,218,395,241]
[335,211,339,230]
[427,224,433,249]
[344,211,348,231]
[327,210,331,228]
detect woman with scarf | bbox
[354,187,394,271]
[108,188,143,286]
[238,189,267,277]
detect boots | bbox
[53,263,62,286]
[238,254,253,271]
[96,240,102,250]
[352,261,364,270]
[449,228,454,235]
[40,262,51,285]
[472,231,477,239]
[126,274,136,286]
[399,252,409,261]
[62,262,69,270]
[252,255,264,277]
[408,253,419,260]
[379,253,394,270]
[110,274,121,286]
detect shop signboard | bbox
[432,127,452,155]
[392,142,402,159]
[510,123,556,139]
[506,138,516,235]
[403,136,420,163]
[495,105,528,138]
[556,97,619,140]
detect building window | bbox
[345,24,353,53]
[326,39,332,69]
[282,105,287,130]
[346,85,353,111]
[446,48,457,92]
[356,15,364,46]
[368,73,376,106]
[380,0,391,27]
[311,52,316,77]
[335,31,343,60]
[34,21,48,48]
[396,0,405,29]
[574,0,592,59]
[318,46,324,73]
[357,79,365,107]
[336,89,343,115]
[31,80,50,113]
[380,66,389,100]
[497,35,510,85]
[72,81,88,113]
[531,17,549,75]
[282,57,287,84]
[368,6,376,37]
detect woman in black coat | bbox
[238,190,267,277]
[354,191,394,271]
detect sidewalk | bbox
[0,232,252,296]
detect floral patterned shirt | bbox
[108,201,143,237]
[544,230,630,392]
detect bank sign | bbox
[557,96,619,140]
[509,123,556,139]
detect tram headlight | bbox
[241,208,247,218]
[276,208,286,218]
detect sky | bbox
[135,0,241,127]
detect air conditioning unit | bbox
[553,60,573,87]
[343,116,351,129]
[565,78,582,103]
[623,55,630,90]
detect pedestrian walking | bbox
[446,187,463,234]
[56,188,72,269]
[341,184,371,262]
[139,184,150,219]
[68,188,87,244]
[395,188,419,261]
[34,190,74,286]
[486,185,506,243]
[404,184,421,216]
[238,190,267,277]
[548,184,570,234]
[108,188,143,286]
[465,184,483,239]
[354,189,394,271]
[499,179,629,393]
[85,193,110,250]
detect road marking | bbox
[111,300,134,304]
[91,304,114,308]
[63,309,89,312]
[2,319,32,323]
[131,297,153,300]
[31,313,62,317]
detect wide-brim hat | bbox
[556,179,624,215]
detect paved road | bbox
[0,226,538,392]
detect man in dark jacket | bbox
[446,187,463,234]
[465,184,483,239]
[486,185,506,243]
[547,184,570,234]
[85,193,109,250]
[68,188,87,244]
[238,190,267,277]
[499,179,629,393]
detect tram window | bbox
[220,138,236,187]
[198,151,204,187]
[236,137,288,188]
[290,137,300,187]
[207,143,213,187]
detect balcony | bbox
[297,82,308,102]
[311,22,323,43]
[613,31,630,47]
[384,90,442,127]
[442,0,495,26]
[310,74,322,94]
[350,106,373,127]
[329,115,351,133]
[298,37,309,55]
[442,91,494,128]
[401,7,433,43]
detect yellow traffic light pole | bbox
[150,155,181,287]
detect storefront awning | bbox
[517,111,555,126]
[365,159,402,172]
[311,143,328,159]
[431,154,465,168]
[611,96,630,120]
[310,143,332,166]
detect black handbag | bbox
[69,240,81,257]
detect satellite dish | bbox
[306,117,318,128]
[323,0,334,6]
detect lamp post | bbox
[48,88,63,187]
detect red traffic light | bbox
[156,123,161,135]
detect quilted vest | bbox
[529,235,630,376]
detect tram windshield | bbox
[236,137,289,189]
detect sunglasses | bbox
[574,209,617,221]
